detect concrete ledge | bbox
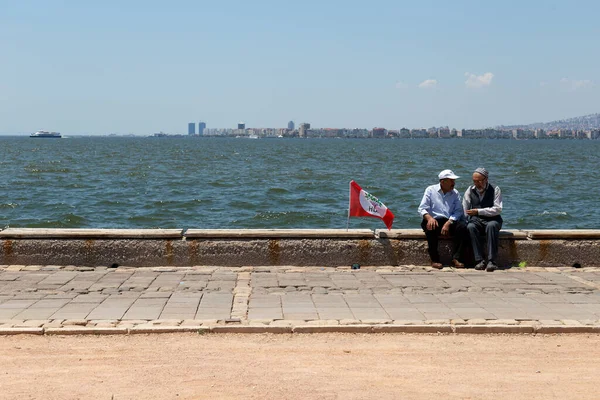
[1,228,600,267]
[372,325,454,333]
[534,325,600,334]
[45,327,128,335]
[376,230,427,239]
[0,327,44,335]
[377,229,529,240]
[293,325,373,333]
[184,229,374,239]
[527,230,600,239]
[0,228,182,239]
[454,325,535,334]
[1,324,599,335]
[211,325,292,334]
[129,326,207,334]
[496,230,530,240]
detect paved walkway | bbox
[1,264,600,334]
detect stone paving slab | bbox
[0,264,599,334]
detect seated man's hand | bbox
[466,209,478,216]
[426,218,438,231]
[441,221,451,236]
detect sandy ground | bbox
[1,333,599,400]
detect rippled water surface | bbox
[0,137,598,229]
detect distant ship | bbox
[30,130,62,138]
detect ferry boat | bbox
[30,130,62,138]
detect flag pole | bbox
[346,181,351,231]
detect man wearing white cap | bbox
[417,169,467,269]
[463,167,503,272]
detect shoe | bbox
[474,261,486,270]
[486,261,498,272]
[451,259,465,268]
[431,262,443,269]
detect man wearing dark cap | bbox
[463,167,503,272]
[417,169,468,269]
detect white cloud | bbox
[418,79,438,89]
[560,78,594,90]
[539,81,548,87]
[464,72,494,88]
[395,81,407,89]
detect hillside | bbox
[498,113,600,131]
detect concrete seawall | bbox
[1,228,599,268]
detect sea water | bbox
[0,136,597,230]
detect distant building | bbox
[461,129,511,139]
[198,122,206,136]
[438,127,451,138]
[188,123,196,135]
[546,130,560,139]
[238,122,246,130]
[299,123,310,138]
[514,129,535,139]
[411,129,428,138]
[322,128,342,138]
[559,129,574,139]
[535,129,546,138]
[371,127,386,138]
[427,127,439,138]
[288,121,295,130]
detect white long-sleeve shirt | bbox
[462,183,502,217]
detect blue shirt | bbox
[418,183,464,221]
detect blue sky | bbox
[1,0,599,135]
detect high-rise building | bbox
[198,122,206,136]
[238,122,246,130]
[288,121,295,130]
[188,122,196,135]
[299,123,310,138]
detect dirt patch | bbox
[1,333,599,399]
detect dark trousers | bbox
[467,217,502,263]
[421,217,467,263]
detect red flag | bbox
[349,180,394,230]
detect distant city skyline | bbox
[2,111,600,137]
[1,1,599,135]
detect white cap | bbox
[438,169,459,180]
